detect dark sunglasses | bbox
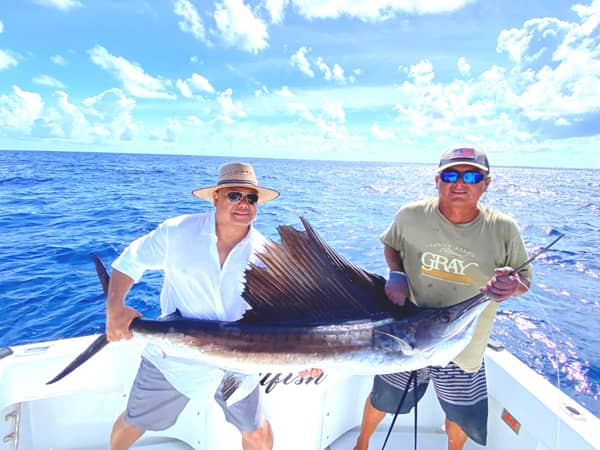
[225,191,259,205]
[440,170,487,184]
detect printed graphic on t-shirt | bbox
[420,243,479,285]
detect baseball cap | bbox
[437,147,490,173]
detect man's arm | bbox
[384,245,403,272]
[383,245,409,306]
[105,269,141,341]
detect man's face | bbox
[435,164,491,207]
[213,186,258,228]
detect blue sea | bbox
[1,150,598,417]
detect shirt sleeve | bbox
[380,208,403,250]
[505,223,533,284]
[112,221,169,283]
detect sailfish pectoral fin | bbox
[221,372,259,406]
[373,330,415,355]
[221,373,243,402]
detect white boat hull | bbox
[1,335,598,450]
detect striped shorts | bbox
[370,361,488,445]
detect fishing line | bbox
[512,232,565,449]
[528,288,562,449]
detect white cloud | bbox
[31,91,86,138]
[316,57,347,82]
[259,125,272,143]
[322,99,345,123]
[0,50,18,70]
[407,59,435,84]
[274,86,294,97]
[291,47,314,77]
[174,0,206,42]
[33,74,65,89]
[0,86,44,134]
[82,88,138,141]
[177,73,215,98]
[88,46,174,99]
[497,27,530,62]
[264,0,288,23]
[176,79,193,99]
[187,115,203,126]
[496,2,600,125]
[394,61,517,140]
[371,123,395,140]
[34,0,82,11]
[289,0,475,22]
[50,55,66,66]
[332,64,345,82]
[216,88,247,123]
[254,85,269,96]
[458,57,471,75]
[316,57,332,80]
[213,0,269,53]
[189,73,215,93]
[293,49,347,82]
[287,102,314,121]
[150,118,182,143]
[0,20,4,33]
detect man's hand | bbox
[385,271,409,306]
[106,304,141,341]
[481,267,525,302]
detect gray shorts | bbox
[124,357,263,433]
[371,361,488,445]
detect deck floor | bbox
[329,428,484,450]
[130,437,193,450]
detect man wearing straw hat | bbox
[105,162,279,450]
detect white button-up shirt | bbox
[112,212,268,398]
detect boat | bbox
[1,335,598,450]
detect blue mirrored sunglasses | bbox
[225,191,259,205]
[440,170,487,184]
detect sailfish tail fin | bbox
[46,333,109,385]
[46,254,111,385]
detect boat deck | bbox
[124,428,472,450]
[2,336,599,450]
[329,427,481,449]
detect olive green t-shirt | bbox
[380,198,532,372]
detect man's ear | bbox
[484,176,492,191]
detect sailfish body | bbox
[48,217,491,384]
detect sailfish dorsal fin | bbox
[241,217,391,324]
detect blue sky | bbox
[0,0,599,168]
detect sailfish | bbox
[47,217,497,385]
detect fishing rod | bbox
[513,232,565,274]
[381,231,566,450]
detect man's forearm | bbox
[106,269,135,311]
[383,245,403,272]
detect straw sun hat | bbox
[192,162,280,204]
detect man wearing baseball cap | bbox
[106,162,278,450]
[355,147,532,450]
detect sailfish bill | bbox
[47,217,491,385]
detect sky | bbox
[0,0,599,168]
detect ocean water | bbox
[0,150,598,417]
